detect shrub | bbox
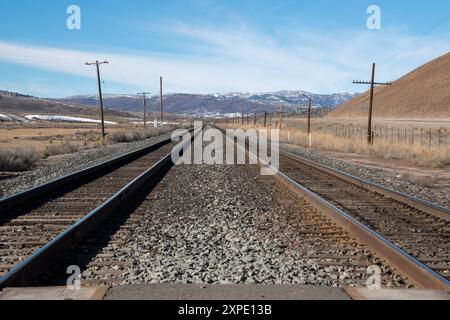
[43,142,80,157]
[106,127,175,144]
[0,148,39,172]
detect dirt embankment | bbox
[331,52,450,119]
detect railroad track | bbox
[0,126,412,289]
[1,125,448,292]
[27,127,415,288]
[216,126,449,290]
[0,132,193,288]
[276,150,449,289]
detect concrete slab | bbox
[105,284,351,300]
[345,287,450,300]
[0,286,109,300]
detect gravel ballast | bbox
[81,162,406,288]
[281,143,450,209]
[0,132,175,198]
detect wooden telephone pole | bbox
[307,97,313,146]
[85,60,108,140]
[353,63,392,144]
[279,105,283,130]
[159,76,164,126]
[137,92,151,128]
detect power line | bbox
[380,12,450,67]
[351,12,450,85]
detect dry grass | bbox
[42,141,81,158]
[0,125,184,172]
[220,124,450,168]
[106,126,176,144]
[306,133,450,168]
[0,148,39,171]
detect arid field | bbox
[0,122,182,172]
[220,116,450,166]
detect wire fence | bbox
[311,124,449,148]
[218,115,450,150]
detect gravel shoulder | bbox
[281,143,450,209]
[0,132,174,198]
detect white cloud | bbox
[0,24,449,95]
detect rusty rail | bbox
[222,129,449,291]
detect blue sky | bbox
[0,0,449,97]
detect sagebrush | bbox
[0,148,39,171]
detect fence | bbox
[310,124,450,148]
[216,116,450,167]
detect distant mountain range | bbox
[0,89,359,120]
[57,91,359,117]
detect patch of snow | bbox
[0,114,29,122]
[0,114,12,121]
[133,120,180,126]
[0,113,12,121]
[25,115,118,125]
[8,114,29,122]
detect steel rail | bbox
[222,131,449,290]
[0,128,196,289]
[0,137,173,213]
[281,150,450,221]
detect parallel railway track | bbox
[276,150,449,289]
[45,166,408,287]
[219,127,449,290]
[0,125,448,292]
[0,133,192,288]
[33,128,416,288]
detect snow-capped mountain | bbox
[57,90,359,116]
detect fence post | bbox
[421,128,423,146]
[429,129,432,147]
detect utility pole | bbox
[137,92,151,128]
[160,76,164,127]
[264,112,267,128]
[85,60,108,140]
[353,63,392,144]
[307,97,313,147]
[279,105,283,130]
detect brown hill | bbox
[330,52,450,119]
[0,91,133,120]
